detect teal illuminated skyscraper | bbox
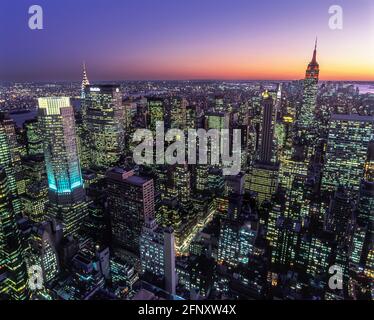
[38,97,87,237]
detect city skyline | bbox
[1,0,374,82]
[0,0,373,305]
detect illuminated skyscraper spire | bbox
[306,38,319,80]
[81,62,90,99]
[297,39,320,131]
[312,37,317,64]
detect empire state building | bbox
[298,39,320,130]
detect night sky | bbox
[0,0,373,81]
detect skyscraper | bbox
[27,221,61,283]
[0,113,23,170]
[355,141,374,268]
[147,98,165,131]
[248,91,280,205]
[169,97,188,129]
[24,119,43,156]
[106,168,155,254]
[186,105,198,130]
[21,155,48,222]
[218,218,257,267]
[248,164,279,205]
[139,218,176,295]
[0,167,28,300]
[38,97,87,237]
[325,186,355,246]
[321,114,374,197]
[171,164,191,206]
[297,233,332,279]
[258,90,275,164]
[278,156,310,221]
[81,62,90,99]
[205,112,231,169]
[83,85,125,169]
[358,141,374,232]
[298,39,319,130]
[0,117,22,216]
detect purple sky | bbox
[0,0,373,81]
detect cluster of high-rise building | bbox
[0,42,373,300]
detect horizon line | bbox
[1,79,374,84]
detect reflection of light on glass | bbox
[46,164,57,191]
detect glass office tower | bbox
[38,97,87,237]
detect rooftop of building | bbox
[106,167,152,186]
[331,113,374,122]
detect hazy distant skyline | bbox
[1,0,373,81]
